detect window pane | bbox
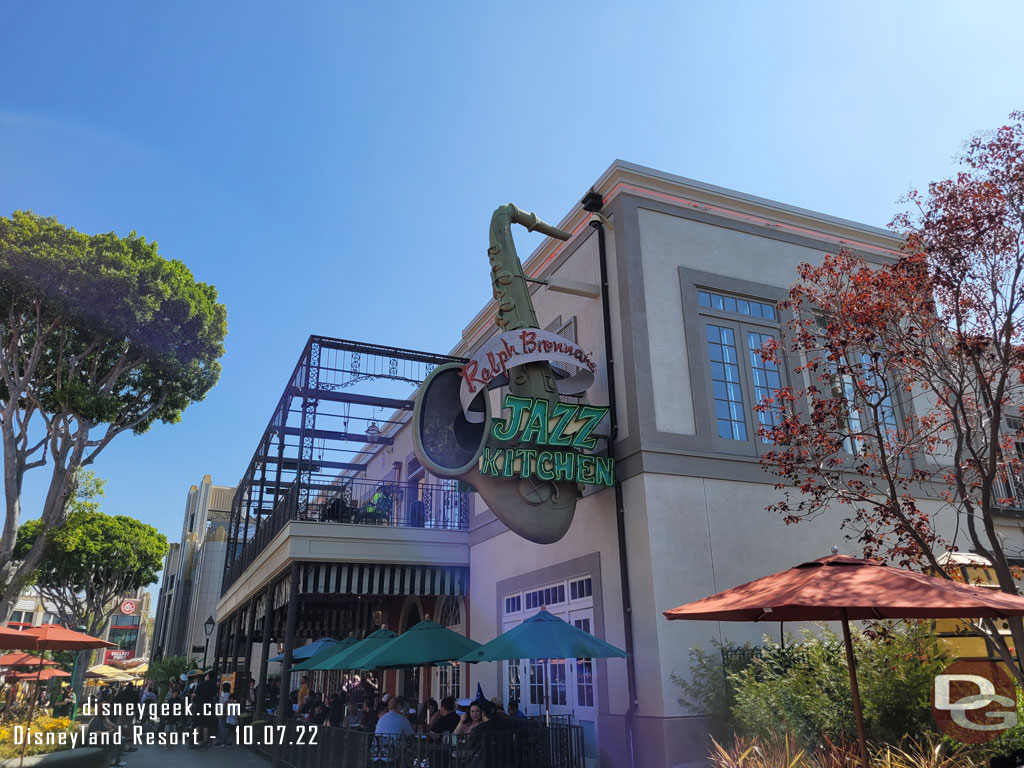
[712,294,725,310]
[748,331,782,442]
[707,324,746,441]
[698,291,711,308]
[762,304,776,320]
[723,296,737,313]
[737,299,751,315]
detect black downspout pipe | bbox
[587,194,639,768]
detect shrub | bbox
[674,622,950,747]
[709,733,977,768]
[0,715,74,758]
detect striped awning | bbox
[301,562,467,597]
[262,562,467,615]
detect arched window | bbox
[436,597,464,700]
[439,596,461,629]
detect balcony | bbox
[222,478,470,593]
[994,470,1024,513]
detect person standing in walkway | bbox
[192,671,219,747]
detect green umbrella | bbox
[269,637,339,663]
[292,636,359,671]
[457,610,626,722]
[356,619,481,669]
[459,610,626,663]
[313,628,397,671]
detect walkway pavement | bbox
[124,744,269,767]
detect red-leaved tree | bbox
[760,112,1024,683]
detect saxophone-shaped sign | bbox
[412,204,613,544]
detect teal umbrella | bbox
[313,628,397,671]
[356,619,481,669]
[269,637,338,663]
[292,635,359,671]
[457,610,626,722]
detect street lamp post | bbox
[203,616,215,671]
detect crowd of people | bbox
[3,664,538,767]
[80,671,241,766]
[289,672,530,754]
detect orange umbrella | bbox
[0,626,35,650]
[16,625,113,766]
[0,653,58,667]
[664,554,1024,768]
[8,668,70,680]
[21,625,114,651]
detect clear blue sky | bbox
[2,1,1023,601]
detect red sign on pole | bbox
[119,600,136,615]
[104,649,134,664]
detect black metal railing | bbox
[302,478,470,530]
[250,720,585,768]
[995,469,1024,511]
[222,479,470,592]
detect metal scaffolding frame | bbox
[221,335,466,594]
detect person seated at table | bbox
[467,700,514,764]
[310,700,327,726]
[362,486,392,521]
[429,697,460,738]
[375,696,414,736]
[327,693,345,727]
[507,698,526,719]
[360,699,381,732]
[454,700,483,737]
[345,701,362,729]
[422,698,439,731]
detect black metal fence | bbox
[249,720,585,768]
[301,477,470,530]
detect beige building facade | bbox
[153,475,234,662]
[215,161,1024,768]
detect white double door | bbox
[505,608,598,764]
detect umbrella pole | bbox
[19,649,45,768]
[543,659,550,727]
[840,612,869,768]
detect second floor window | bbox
[699,289,784,447]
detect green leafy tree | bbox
[147,655,191,700]
[15,471,168,692]
[0,211,226,615]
